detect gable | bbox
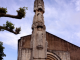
[46,32,80,60]
[18,32,80,60]
[46,32,80,50]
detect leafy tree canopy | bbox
[0,41,6,60]
[0,7,28,34]
[0,21,21,34]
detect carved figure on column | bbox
[36,27,43,50]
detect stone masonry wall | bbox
[18,32,80,60]
[46,32,80,60]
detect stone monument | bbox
[31,0,47,60]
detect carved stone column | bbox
[31,0,47,60]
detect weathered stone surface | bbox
[31,0,47,60]
[47,52,61,60]
[34,0,45,13]
[18,32,80,60]
[21,49,31,60]
[47,50,70,60]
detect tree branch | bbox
[0,26,19,34]
[0,26,3,29]
[0,13,22,19]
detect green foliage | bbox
[5,21,15,30]
[17,7,28,18]
[1,21,14,31]
[0,41,6,60]
[0,7,7,14]
[1,21,21,34]
[15,27,21,34]
[0,6,28,34]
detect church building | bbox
[17,0,80,60]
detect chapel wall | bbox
[18,37,32,60]
[46,32,80,60]
[18,32,80,60]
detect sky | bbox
[0,0,80,60]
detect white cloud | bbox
[76,32,80,38]
[0,27,31,50]
[44,0,80,47]
[75,0,80,11]
[45,7,58,18]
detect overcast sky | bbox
[0,0,80,60]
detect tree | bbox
[0,7,27,60]
[0,7,28,34]
[0,41,6,60]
